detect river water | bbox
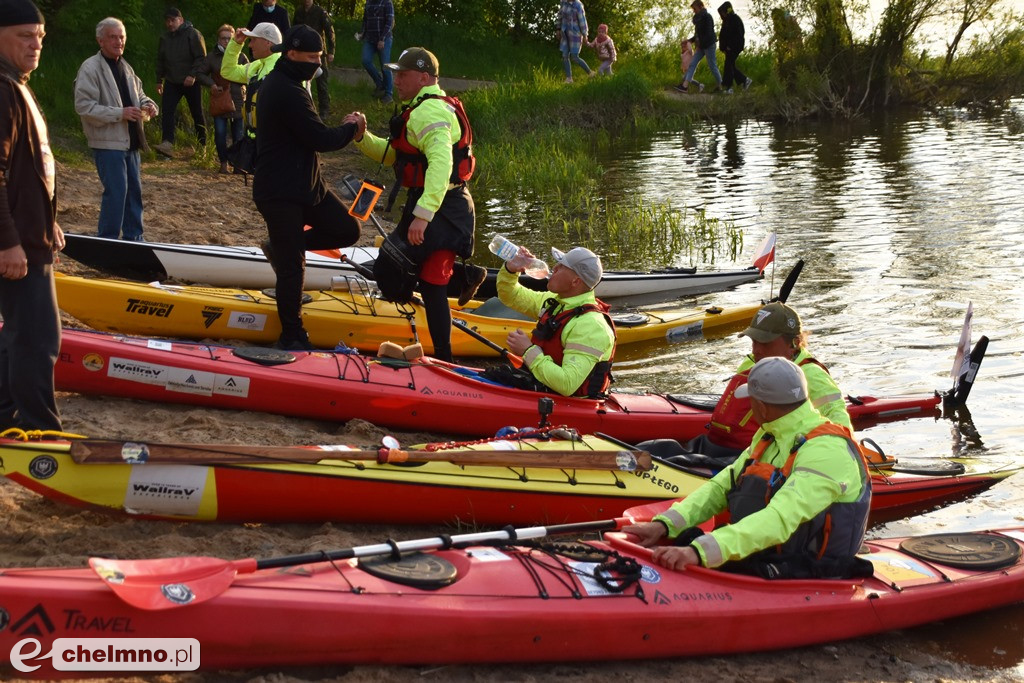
[474,102,1024,674]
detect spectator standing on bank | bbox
[220,23,281,176]
[196,24,246,174]
[74,17,158,240]
[293,0,335,119]
[0,0,63,430]
[558,0,592,83]
[154,7,207,157]
[679,0,723,94]
[358,0,394,104]
[718,2,752,92]
[247,0,290,37]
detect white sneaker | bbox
[697,82,705,93]
[744,77,753,91]
[565,77,574,84]
[725,88,734,94]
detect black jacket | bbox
[253,58,355,205]
[293,3,335,55]
[718,2,745,53]
[690,8,717,49]
[247,2,290,36]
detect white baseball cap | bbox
[242,22,282,44]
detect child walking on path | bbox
[590,23,617,75]
[676,38,698,91]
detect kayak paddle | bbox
[89,517,631,611]
[452,317,525,368]
[772,258,804,304]
[68,439,652,472]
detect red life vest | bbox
[707,355,830,449]
[530,297,616,398]
[388,94,475,190]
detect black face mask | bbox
[281,56,321,82]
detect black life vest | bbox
[530,297,616,398]
[725,422,870,578]
[385,94,475,209]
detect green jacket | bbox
[737,347,852,432]
[496,266,615,396]
[654,400,867,568]
[354,83,459,222]
[156,21,207,86]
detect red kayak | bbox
[1,518,1023,674]
[53,329,942,443]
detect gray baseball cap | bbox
[552,246,603,290]
[735,356,808,404]
[739,302,802,343]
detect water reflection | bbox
[472,101,1024,670]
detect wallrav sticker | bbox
[107,358,168,386]
[124,465,208,516]
[81,353,104,372]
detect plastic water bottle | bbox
[488,234,550,279]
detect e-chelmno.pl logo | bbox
[10,637,200,672]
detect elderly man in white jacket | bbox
[73,17,158,241]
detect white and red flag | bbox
[751,232,776,273]
[951,302,974,381]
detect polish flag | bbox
[951,302,974,381]
[752,232,776,273]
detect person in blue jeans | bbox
[74,17,158,240]
[559,0,592,82]
[680,0,723,93]
[358,0,394,103]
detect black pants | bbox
[161,81,207,145]
[722,51,747,89]
[313,58,330,117]
[0,265,61,430]
[394,186,476,362]
[255,191,360,345]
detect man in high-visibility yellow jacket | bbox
[498,245,615,397]
[344,47,478,362]
[624,356,871,579]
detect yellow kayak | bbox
[54,274,760,357]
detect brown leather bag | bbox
[209,86,235,117]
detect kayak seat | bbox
[232,347,298,366]
[900,533,1021,571]
[470,297,532,321]
[637,437,741,471]
[665,393,719,411]
[610,312,648,328]
[357,551,459,589]
[260,288,314,304]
